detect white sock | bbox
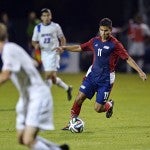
[32,140,50,150]
[32,136,61,150]
[56,77,68,91]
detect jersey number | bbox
[44,38,51,43]
[104,92,109,100]
[97,48,102,56]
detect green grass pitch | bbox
[0,73,150,150]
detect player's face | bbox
[99,26,112,41]
[41,12,52,25]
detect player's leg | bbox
[70,91,87,118]
[22,126,68,150]
[62,79,94,130]
[94,101,114,113]
[24,87,69,150]
[46,71,73,100]
[105,72,115,118]
[17,130,24,145]
[62,91,86,130]
[94,85,114,118]
[70,77,95,118]
[55,54,73,100]
[56,76,73,101]
[42,52,73,100]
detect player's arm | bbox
[59,36,66,46]
[32,41,40,50]
[0,70,11,84]
[126,56,147,81]
[58,36,66,54]
[56,45,82,53]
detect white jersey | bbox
[2,42,54,130]
[2,42,45,97]
[32,22,64,52]
[32,22,64,71]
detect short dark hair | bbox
[40,8,51,15]
[99,18,112,28]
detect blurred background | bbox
[0,0,150,73]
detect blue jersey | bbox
[79,35,129,104]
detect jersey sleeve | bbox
[56,23,64,39]
[114,40,129,60]
[2,45,21,72]
[32,25,39,42]
[80,38,94,51]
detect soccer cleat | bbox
[61,125,70,131]
[59,144,70,150]
[61,121,70,130]
[106,100,114,118]
[67,86,73,101]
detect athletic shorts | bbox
[41,50,60,71]
[16,85,54,131]
[79,72,115,105]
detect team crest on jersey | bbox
[103,46,110,49]
[80,85,86,89]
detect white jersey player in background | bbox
[32,8,72,101]
[0,23,69,150]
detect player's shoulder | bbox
[4,42,18,49]
[34,22,41,28]
[51,21,61,27]
[109,35,120,44]
[89,36,99,42]
[3,42,20,55]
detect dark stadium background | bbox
[0,0,150,72]
[0,0,139,44]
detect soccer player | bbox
[126,14,150,72]
[56,18,147,130]
[32,8,72,101]
[0,23,69,150]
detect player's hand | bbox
[139,71,147,81]
[55,46,64,53]
[35,44,40,50]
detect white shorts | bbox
[41,51,60,71]
[16,85,54,131]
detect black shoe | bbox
[59,144,70,150]
[61,125,70,131]
[67,86,73,101]
[106,100,114,118]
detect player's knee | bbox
[17,131,24,145]
[51,76,56,84]
[22,136,34,147]
[17,136,24,145]
[94,105,103,113]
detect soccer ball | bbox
[69,117,85,133]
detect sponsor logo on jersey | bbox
[103,46,110,49]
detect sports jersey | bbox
[79,35,129,104]
[2,42,45,97]
[81,35,129,74]
[32,22,64,52]
[2,42,54,130]
[32,22,64,71]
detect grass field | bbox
[0,72,150,150]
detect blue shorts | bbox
[79,77,111,105]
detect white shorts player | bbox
[2,42,54,131]
[32,22,64,71]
